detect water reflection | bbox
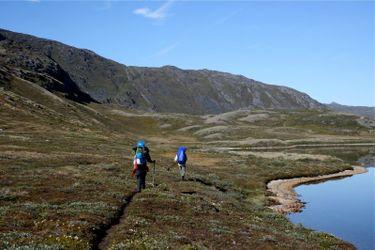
[288,165,375,250]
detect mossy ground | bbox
[1,84,374,249]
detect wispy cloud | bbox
[212,10,241,28]
[134,0,173,20]
[149,8,241,59]
[152,9,239,57]
[155,42,179,57]
[95,0,112,11]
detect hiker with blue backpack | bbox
[175,147,188,180]
[131,140,155,192]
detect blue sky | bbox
[0,1,374,106]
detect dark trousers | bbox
[136,173,146,192]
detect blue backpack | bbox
[135,140,147,165]
[177,147,187,164]
[135,147,147,165]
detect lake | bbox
[288,165,375,250]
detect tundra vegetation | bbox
[1,76,374,249]
[1,29,374,249]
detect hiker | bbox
[174,146,188,180]
[131,140,155,192]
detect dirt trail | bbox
[190,177,228,193]
[267,166,367,214]
[93,192,137,250]
[93,175,227,249]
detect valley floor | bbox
[1,86,374,249]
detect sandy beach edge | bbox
[267,165,368,214]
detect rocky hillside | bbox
[327,102,375,120]
[0,28,324,114]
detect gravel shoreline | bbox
[267,166,367,214]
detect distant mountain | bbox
[0,28,324,114]
[326,102,375,120]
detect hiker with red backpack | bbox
[175,146,188,180]
[131,140,155,192]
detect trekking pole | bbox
[152,160,156,187]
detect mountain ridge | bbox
[327,102,375,119]
[1,28,324,114]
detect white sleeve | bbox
[174,155,178,162]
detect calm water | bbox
[288,166,375,250]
